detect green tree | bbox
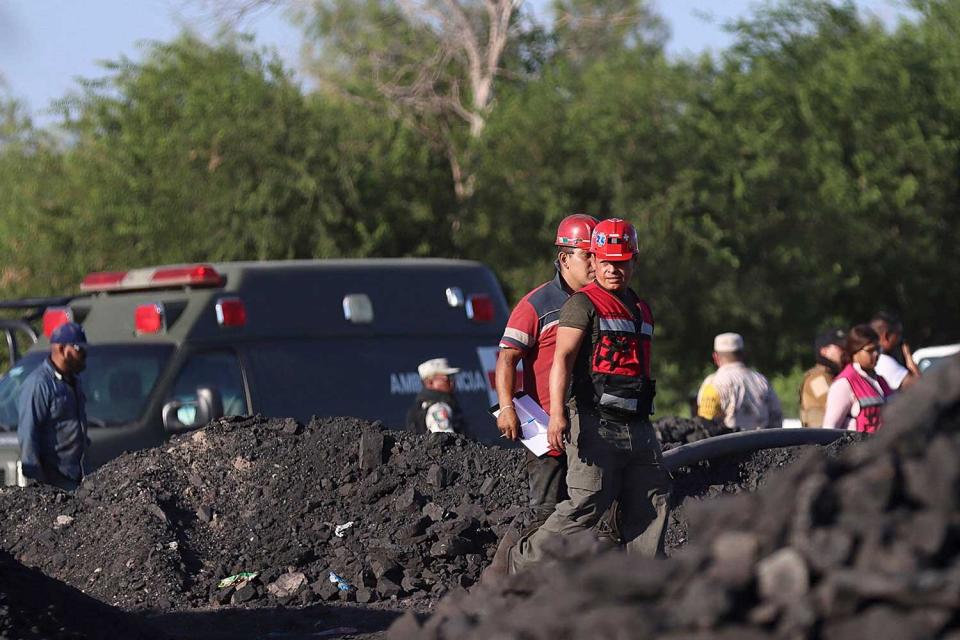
[0,94,68,297]
[551,0,667,63]
[649,0,960,401]
[0,34,457,300]
[295,0,526,202]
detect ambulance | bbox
[0,259,508,484]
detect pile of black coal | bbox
[664,435,861,554]
[0,549,159,640]
[0,416,526,611]
[653,416,733,449]
[395,356,960,639]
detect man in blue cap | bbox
[17,322,90,490]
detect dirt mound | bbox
[397,356,960,639]
[654,416,733,449]
[0,409,861,632]
[665,435,861,554]
[0,416,526,611]
[0,549,159,639]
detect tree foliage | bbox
[2,1,960,411]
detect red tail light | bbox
[466,294,494,323]
[81,264,225,292]
[215,297,247,327]
[134,303,166,335]
[152,265,224,287]
[42,307,73,337]
[80,271,127,292]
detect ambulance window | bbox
[83,345,173,426]
[170,351,248,417]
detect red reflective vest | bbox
[578,282,655,418]
[835,364,892,433]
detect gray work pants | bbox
[509,402,671,573]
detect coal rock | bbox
[402,575,425,592]
[395,487,427,513]
[756,547,809,605]
[313,581,341,602]
[376,576,402,599]
[423,502,446,522]
[2,375,910,636]
[355,588,376,604]
[430,536,475,558]
[231,583,258,604]
[359,427,386,476]
[479,477,497,495]
[0,549,158,640]
[0,415,527,611]
[370,555,401,581]
[266,572,307,599]
[394,355,960,639]
[427,464,449,489]
[654,416,734,449]
[709,531,759,588]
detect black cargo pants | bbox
[509,401,671,573]
[524,448,568,532]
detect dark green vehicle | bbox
[0,259,508,485]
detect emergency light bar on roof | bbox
[80,265,225,293]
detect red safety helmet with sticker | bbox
[591,218,637,261]
[555,214,599,250]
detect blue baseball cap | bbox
[50,322,88,345]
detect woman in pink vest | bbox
[822,324,893,433]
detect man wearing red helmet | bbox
[509,218,671,573]
[493,215,597,533]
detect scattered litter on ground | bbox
[218,572,260,589]
[328,571,353,592]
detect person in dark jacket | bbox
[405,358,466,434]
[17,322,90,490]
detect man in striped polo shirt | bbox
[495,214,598,532]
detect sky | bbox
[0,0,914,126]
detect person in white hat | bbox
[405,358,465,434]
[696,332,782,430]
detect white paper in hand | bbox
[492,393,552,457]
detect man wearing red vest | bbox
[508,218,671,573]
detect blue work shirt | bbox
[17,358,89,484]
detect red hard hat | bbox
[555,214,599,250]
[591,218,637,261]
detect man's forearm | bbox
[495,349,522,408]
[549,354,574,418]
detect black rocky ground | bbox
[0,414,736,613]
[665,435,862,554]
[0,412,867,639]
[397,356,960,639]
[654,415,734,449]
[0,549,160,640]
[0,417,530,612]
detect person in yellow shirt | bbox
[697,333,782,430]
